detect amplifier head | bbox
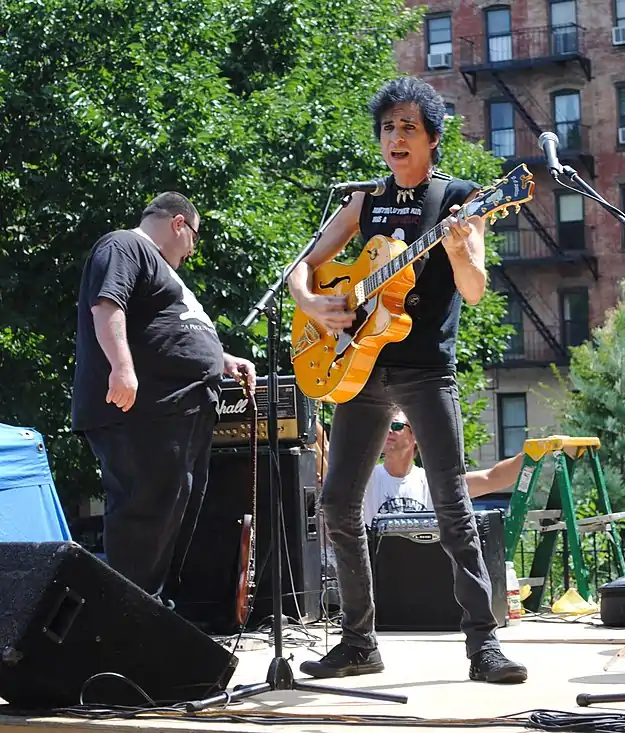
[214,375,317,447]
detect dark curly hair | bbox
[369,76,446,164]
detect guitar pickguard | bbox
[334,296,378,359]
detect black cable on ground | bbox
[8,702,625,731]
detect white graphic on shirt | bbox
[131,227,217,332]
[363,464,432,527]
[167,264,216,332]
[391,228,405,241]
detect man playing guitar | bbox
[288,77,527,684]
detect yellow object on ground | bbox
[551,587,599,614]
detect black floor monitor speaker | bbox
[0,542,238,709]
[370,509,508,631]
[172,446,321,634]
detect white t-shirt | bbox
[363,463,433,528]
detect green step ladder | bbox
[505,435,625,612]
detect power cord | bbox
[11,702,625,730]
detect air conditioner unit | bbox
[612,25,625,45]
[427,52,452,70]
[619,126,625,145]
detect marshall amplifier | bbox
[213,375,317,447]
[369,509,508,631]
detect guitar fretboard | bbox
[362,221,447,298]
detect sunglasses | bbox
[183,219,200,245]
[390,421,410,432]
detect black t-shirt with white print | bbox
[359,172,480,369]
[72,228,224,432]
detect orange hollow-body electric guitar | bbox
[291,164,535,403]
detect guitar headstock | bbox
[463,164,535,224]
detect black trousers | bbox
[321,366,499,657]
[85,403,217,597]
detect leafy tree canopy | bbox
[0,0,510,505]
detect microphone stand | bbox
[554,165,625,226]
[185,192,408,711]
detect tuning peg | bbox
[500,208,510,218]
[514,204,521,214]
[489,214,498,225]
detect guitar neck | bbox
[362,219,449,298]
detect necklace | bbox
[396,187,416,204]
[395,167,434,204]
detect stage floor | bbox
[2,616,625,732]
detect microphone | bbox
[538,132,563,177]
[333,178,387,196]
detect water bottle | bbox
[506,560,522,625]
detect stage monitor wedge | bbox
[0,541,237,709]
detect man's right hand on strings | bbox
[300,293,356,334]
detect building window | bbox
[616,0,625,26]
[444,102,456,117]
[560,288,589,348]
[427,15,452,69]
[503,295,524,356]
[493,208,519,257]
[498,394,527,459]
[550,0,578,53]
[554,90,581,150]
[618,86,625,146]
[486,7,512,62]
[489,101,515,157]
[556,192,585,250]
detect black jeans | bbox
[320,366,499,658]
[85,402,216,597]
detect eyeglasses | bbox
[183,219,200,245]
[390,421,410,432]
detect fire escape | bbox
[458,23,596,366]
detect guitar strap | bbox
[412,174,451,278]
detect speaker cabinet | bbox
[370,510,508,631]
[0,542,237,709]
[172,446,321,633]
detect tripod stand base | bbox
[186,656,407,711]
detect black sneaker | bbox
[300,642,384,678]
[469,648,527,683]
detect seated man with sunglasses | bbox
[72,191,256,606]
[363,409,523,529]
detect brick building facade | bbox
[397,0,625,466]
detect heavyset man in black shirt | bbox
[288,77,528,684]
[72,192,255,606]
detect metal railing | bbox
[495,226,592,260]
[459,24,587,69]
[500,326,565,364]
[488,125,591,160]
[514,527,622,608]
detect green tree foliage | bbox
[542,287,625,510]
[0,0,511,507]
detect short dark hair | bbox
[369,77,446,164]
[141,192,199,223]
